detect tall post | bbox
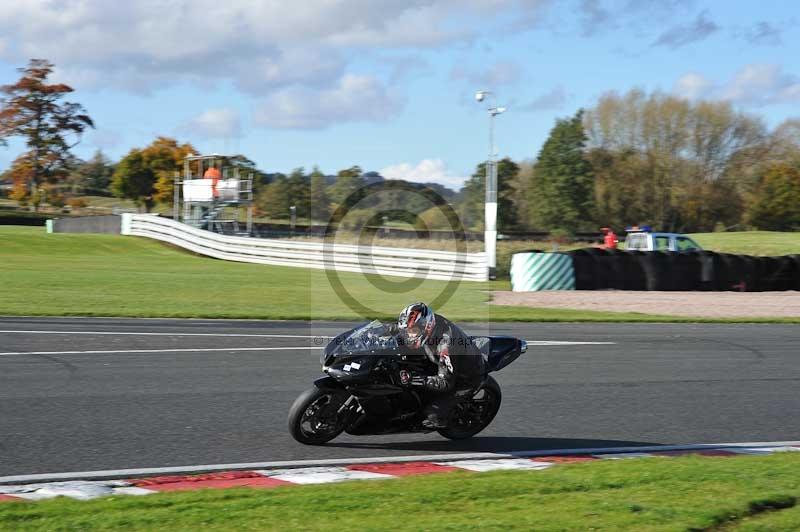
[173,171,179,221]
[485,111,498,280]
[476,91,504,281]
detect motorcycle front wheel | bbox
[288,387,349,445]
[438,376,502,440]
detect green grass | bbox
[1,226,798,322]
[0,226,663,321]
[2,454,800,531]
[690,231,800,256]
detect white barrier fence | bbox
[122,214,488,282]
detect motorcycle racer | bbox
[396,302,485,429]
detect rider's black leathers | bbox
[401,314,485,427]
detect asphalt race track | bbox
[1,317,798,476]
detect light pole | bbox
[475,90,506,280]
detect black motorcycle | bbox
[288,320,526,445]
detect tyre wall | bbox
[564,249,799,292]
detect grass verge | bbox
[2,454,800,531]
[689,231,800,256]
[1,226,797,322]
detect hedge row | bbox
[0,211,49,226]
[569,248,800,291]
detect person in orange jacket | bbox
[203,166,221,198]
[601,227,618,249]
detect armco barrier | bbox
[510,252,575,291]
[122,214,488,281]
[512,248,800,292]
[50,215,122,234]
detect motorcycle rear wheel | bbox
[288,387,349,445]
[438,376,502,440]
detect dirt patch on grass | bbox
[491,290,800,318]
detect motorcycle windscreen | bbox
[473,336,522,372]
[324,320,398,363]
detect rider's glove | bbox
[399,370,427,387]
[409,374,427,387]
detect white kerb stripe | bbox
[2,442,799,485]
[435,459,553,472]
[257,467,394,484]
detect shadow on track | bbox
[323,436,660,453]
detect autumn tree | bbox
[583,89,768,231]
[111,149,156,212]
[0,59,94,209]
[146,137,196,204]
[747,163,800,231]
[109,136,195,210]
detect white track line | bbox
[0,330,326,339]
[0,347,322,356]
[2,441,798,485]
[528,341,615,345]
[0,341,615,357]
[0,330,615,347]
[0,331,616,346]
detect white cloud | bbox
[451,61,522,88]
[672,64,800,107]
[182,108,242,139]
[0,0,549,94]
[380,159,468,189]
[673,72,713,100]
[719,64,800,106]
[253,74,401,129]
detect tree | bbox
[286,167,310,218]
[583,89,769,231]
[308,166,330,222]
[111,149,156,212]
[328,166,364,206]
[5,153,36,206]
[747,163,800,231]
[145,137,195,204]
[256,174,291,219]
[69,150,114,195]
[459,157,520,231]
[0,59,94,209]
[527,110,594,233]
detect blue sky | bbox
[0,0,797,188]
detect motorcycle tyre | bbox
[438,376,502,440]
[288,387,348,445]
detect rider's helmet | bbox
[397,302,436,349]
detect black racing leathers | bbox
[409,314,484,393]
